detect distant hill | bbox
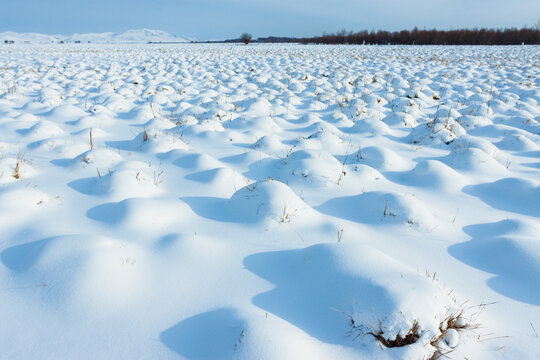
[0,29,193,44]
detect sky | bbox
[1,0,539,40]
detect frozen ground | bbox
[0,44,538,359]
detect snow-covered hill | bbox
[0,31,58,44]
[0,29,192,44]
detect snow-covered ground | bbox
[0,43,538,359]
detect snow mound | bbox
[317,191,439,231]
[253,135,289,156]
[463,177,540,217]
[450,219,540,305]
[185,166,248,189]
[351,146,412,172]
[395,160,465,191]
[87,197,192,233]
[16,120,65,139]
[278,149,344,186]
[69,164,162,200]
[245,243,464,359]
[228,180,318,224]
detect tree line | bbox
[299,27,540,45]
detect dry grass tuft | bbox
[367,320,421,348]
[12,152,25,179]
[89,128,94,150]
[281,203,292,223]
[12,160,20,179]
[341,301,493,359]
[429,307,484,359]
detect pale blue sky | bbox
[1,0,538,40]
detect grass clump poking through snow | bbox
[350,307,480,359]
[429,304,489,359]
[12,152,25,179]
[12,159,21,179]
[366,319,421,348]
[341,270,487,360]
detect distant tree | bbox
[240,33,252,45]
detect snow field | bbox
[0,44,539,359]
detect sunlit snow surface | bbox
[0,44,539,359]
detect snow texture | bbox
[0,43,539,360]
